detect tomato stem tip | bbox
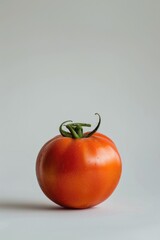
[59,113,101,139]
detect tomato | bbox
[36,114,122,209]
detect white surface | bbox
[0,0,160,239]
[0,195,160,240]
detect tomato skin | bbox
[36,132,122,209]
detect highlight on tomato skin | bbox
[36,114,122,209]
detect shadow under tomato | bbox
[0,200,60,211]
[0,199,96,211]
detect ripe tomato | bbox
[36,114,122,209]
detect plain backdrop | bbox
[0,0,160,239]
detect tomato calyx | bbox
[59,113,101,139]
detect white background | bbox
[0,0,160,239]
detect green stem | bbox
[59,120,73,137]
[84,113,101,138]
[66,124,80,139]
[59,113,101,139]
[75,125,83,138]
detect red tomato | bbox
[36,114,122,209]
